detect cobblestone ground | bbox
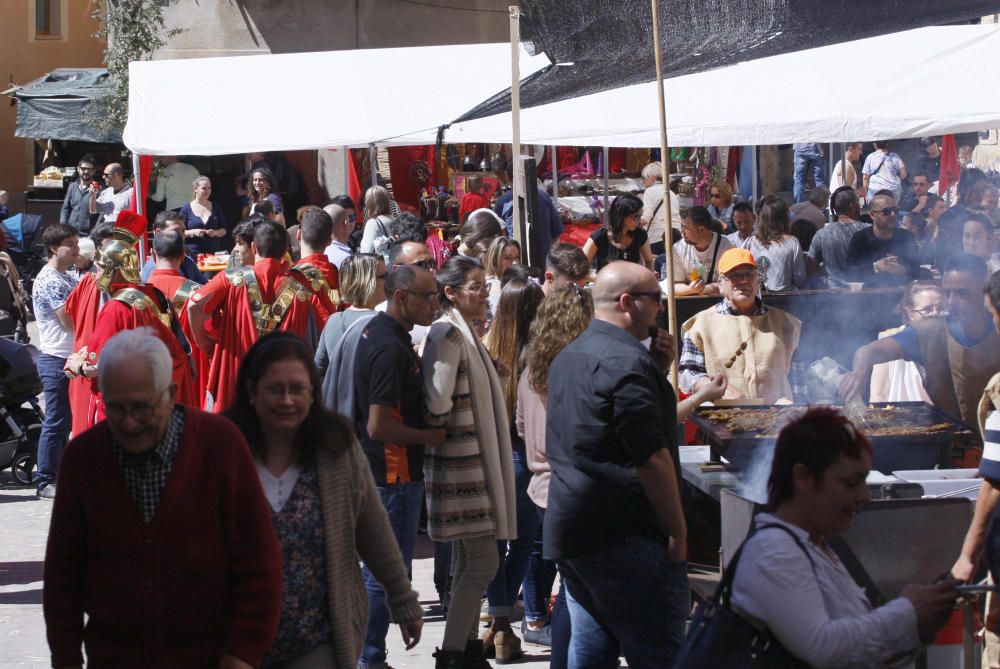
[0,324,552,667]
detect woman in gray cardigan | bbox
[226,333,423,669]
[421,256,517,669]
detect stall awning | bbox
[122,43,549,156]
[14,68,121,144]
[400,25,1000,147]
[457,0,1000,121]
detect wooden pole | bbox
[509,6,523,246]
[651,0,677,388]
[132,152,145,266]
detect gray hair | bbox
[641,162,663,181]
[97,327,172,394]
[807,186,830,208]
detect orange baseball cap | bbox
[718,248,757,275]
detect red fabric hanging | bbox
[387,146,437,210]
[938,134,962,199]
[726,147,742,187]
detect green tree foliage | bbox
[89,0,182,133]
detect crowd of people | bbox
[15,138,1000,669]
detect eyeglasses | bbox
[78,165,94,171]
[710,193,722,199]
[403,289,439,302]
[462,283,489,295]
[722,271,759,283]
[871,207,898,216]
[909,307,942,317]
[103,389,168,421]
[258,384,312,400]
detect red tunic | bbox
[459,192,491,224]
[191,259,311,413]
[43,408,282,668]
[84,285,199,427]
[147,268,209,409]
[64,273,104,437]
[292,253,340,329]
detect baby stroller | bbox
[0,337,43,485]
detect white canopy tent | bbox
[122,43,549,155]
[400,25,1000,148]
[124,26,1000,155]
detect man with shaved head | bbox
[543,261,689,667]
[323,203,354,270]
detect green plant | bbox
[89,0,183,134]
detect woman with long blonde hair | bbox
[478,275,543,661]
[359,186,393,257]
[518,284,594,666]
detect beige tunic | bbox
[682,307,802,403]
[913,317,1000,434]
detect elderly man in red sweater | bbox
[43,328,282,669]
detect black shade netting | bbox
[455,0,1000,123]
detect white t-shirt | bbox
[150,162,200,211]
[31,265,77,358]
[668,232,735,285]
[324,240,352,270]
[95,185,134,223]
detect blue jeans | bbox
[523,505,558,623]
[35,353,69,490]
[793,147,826,203]
[486,444,539,616]
[360,480,424,667]
[561,537,689,669]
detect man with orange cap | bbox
[679,248,803,403]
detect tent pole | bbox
[828,142,834,224]
[651,0,677,388]
[602,146,610,226]
[840,141,847,199]
[751,145,758,208]
[368,143,377,188]
[133,152,145,266]
[550,145,559,217]
[509,6,523,247]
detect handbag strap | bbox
[718,521,817,606]
[644,198,664,230]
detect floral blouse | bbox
[261,467,331,667]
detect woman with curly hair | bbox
[582,193,654,271]
[516,284,594,666]
[246,167,285,227]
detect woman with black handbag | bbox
[677,407,959,668]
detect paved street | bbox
[0,469,553,668]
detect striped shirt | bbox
[980,409,1000,481]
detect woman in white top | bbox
[483,236,521,316]
[829,142,862,193]
[359,185,394,259]
[870,282,942,403]
[742,198,807,292]
[730,407,959,668]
